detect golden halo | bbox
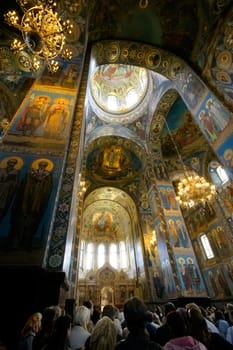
[178,257,185,264]
[216,51,232,70]
[224,149,233,161]
[215,70,232,84]
[35,95,51,103]
[54,97,69,105]
[0,156,24,170]
[31,158,54,171]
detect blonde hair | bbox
[74,305,90,329]
[90,316,116,350]
[21,312,42,336]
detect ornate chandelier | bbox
[176,171,216,208]
[163,116,216,209]
[4,0,73,73]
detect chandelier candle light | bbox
[4,0,73,73]
[163,116,216,209]
[176,171,216,208]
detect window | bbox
[86,243,94,270]
[216,166,229,184]
[79,240,85,271]
[209,162,229,187]
[200,234,214,259]
[109,243,118,269]
[98,243,105,268]
[119,241,127,269]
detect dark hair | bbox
[41,307,56,332]
[164,302,176,316]
[46,315,72,350]
[83,300,93,310]
[123,297,147,334]
[187,308,210,348]
[166,311,187,338]
[102,305,115,320]
[215,309,225,320]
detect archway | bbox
[76,187,147,306]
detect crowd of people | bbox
[4,298,233,350]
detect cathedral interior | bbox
[0,0,233,347]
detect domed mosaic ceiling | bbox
[89,64,149,115]
[81,199,131,242]
[86,138,143,184]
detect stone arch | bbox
[91,40,233,179]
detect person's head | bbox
[199,306,207,318]
[38,161,48,169]
[31,312,42,333]
[7,159,17,168]
[166,311,187,338]
[83,300,94,315]
[102,304,115,320]
[21,312,42,336]
[74,305,90,329]
[164,302,176,316]
[186,307,210,347]
[41,307,57,333]
[123,297,147,334]
[46,315,72,350]
[185,303,201,316]
[215,309,225,321]
[89,316,116,350]
[48,305,62,320]
[54,315,72,337]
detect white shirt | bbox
[69,325,90,350]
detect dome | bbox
[90,64,149,115]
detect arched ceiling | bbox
[86,135,145,185]
[82,200,131,242]
[89,64,149,115]
[87,0,232,64]
[81,187,137,242]
[0,0,230,246]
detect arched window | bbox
[79,240,85,271]
[109,243,118,269]
[119,241,127,269]
[216,166,229,184]
[200,234,214,259]
[98,243,105,268]
[86,243,94,270]
[209,161,229,187]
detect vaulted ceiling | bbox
[0,0,231,245]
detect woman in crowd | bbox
[45,315,72,350]
[19,312,42,350]
[115,297,163,350]
[89,316,116,350]
[69,305,91,350]
[214,309,230,339]
[33,307,58,350]
[187,307,233,350]
[164,310,207,350]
